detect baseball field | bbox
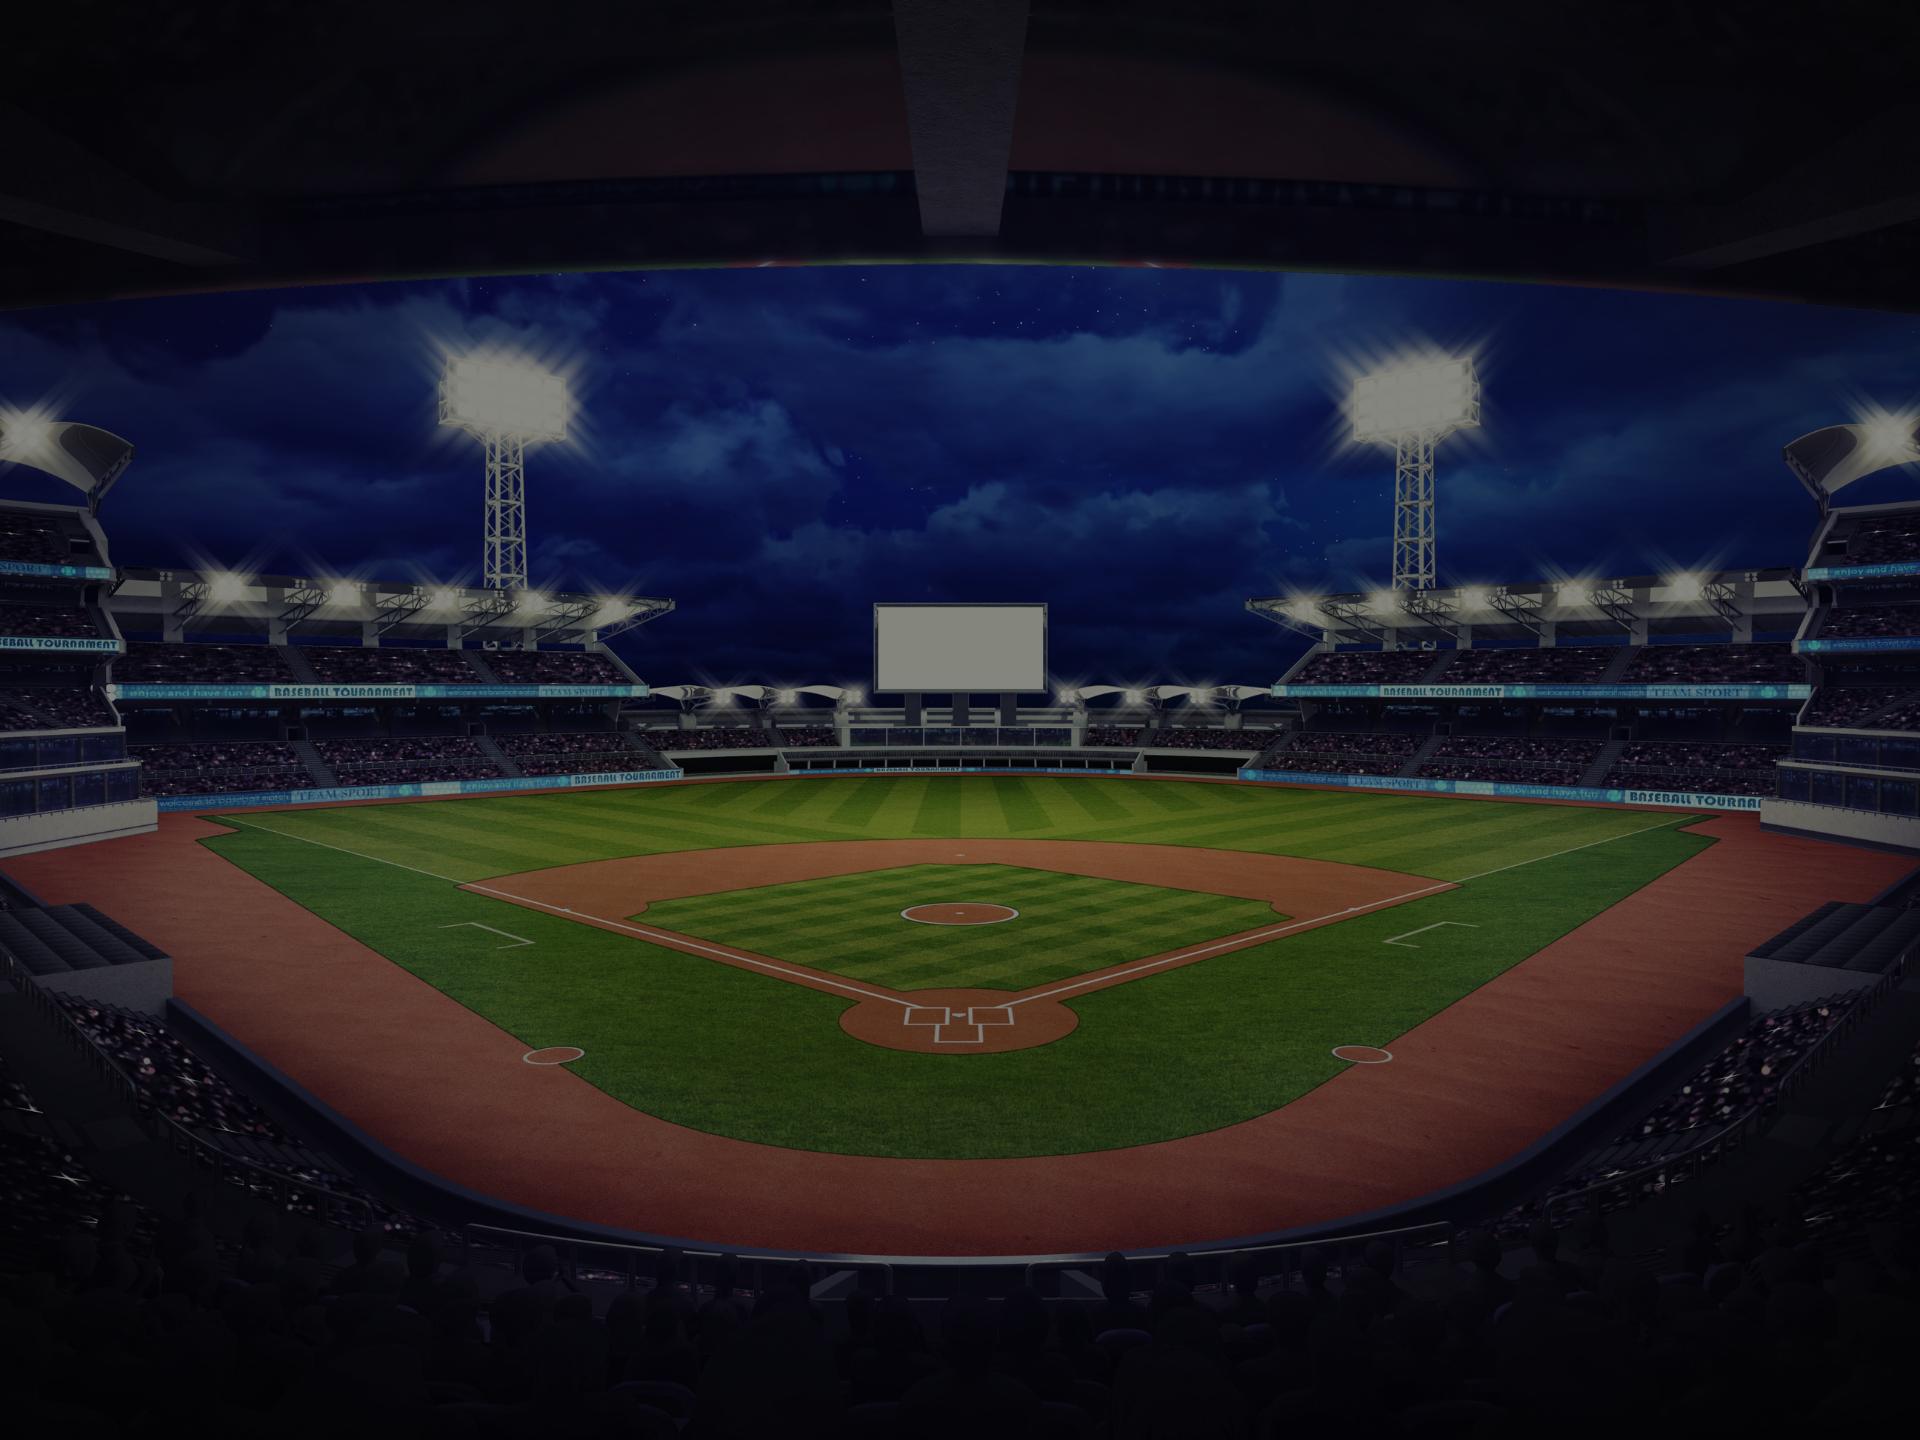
[192,774,1714,1160]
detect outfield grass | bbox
[200,778,1715,1158]
[641,862,1282,992]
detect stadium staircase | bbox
[1596,647,1637,684]
[1396,735,1444,778]
[0,903,169,976]
[475,735,521,777]
[1417,649,1460,682]
[291,739,337,786]
[1581,739,1626,787]
[1752,902,1920,974]
[465,651,501,682]
[280,645,321,683]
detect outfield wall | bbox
[1236,769,1765,811]
[153,769,682,812]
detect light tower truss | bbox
[275,581,329,631]
[1348,355,1481,593]
[372,590,431,636]
[438,354,569,593]
[1488,587,1545,638]
[1586,582,1639,633]
[482,431,528,591]
[1391,433,1439,591]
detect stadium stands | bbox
[131,740,316,797]
[482,649,631,684]
[1603,740,1787,796]
[314,735,503,784]
[300,644,479,683]
[115,641,293,682]
[1080,724,1143,746]
[0,511,83,565]
[1288,649,1443,683]
[1800,686,1911,728]
[1259,731,1420,775]
[0,686,115,730]
[774,725,840,747]
[1446,646,1618,681]
[1622,643,1802,683]
[1821,603,1920,638]
[0,602,103,638]
[1841,511,1920,564]
[658,726,774,751]
[1417,736,1603,787]
[1145,726,1268,750]
[496,731,648,775]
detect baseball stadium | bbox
[4,5,1920,1436]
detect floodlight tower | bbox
[437,355,569,591]
[1349,356,1481,591]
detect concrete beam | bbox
[0,106,255,266]
[892,0,1029,238]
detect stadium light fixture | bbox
[1457,587,1488,610]
[1122,689,1144,705]
[1860,409,1920,464]
[438,351,571,592]
[207,572,249,605]
[427,587,461,611]
[519,589,551,613]
[1369,589,1398,616]
[1346,353,1481,592]
[0,406,57,463]
[326,581,359,607]
[1287,598,1321,623]
[1669,573,1706,601]
[776,690,797,706]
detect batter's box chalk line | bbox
[904,1004,1016,1045]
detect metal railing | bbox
[459,1222,897,1297]
[3,947,373,1231]
[1022,1220,1458,1295]
[1544,961,1907,1226]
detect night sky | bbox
[2,266,1918,689]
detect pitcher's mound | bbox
[901,903,1019,926]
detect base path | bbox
[4,812,1912,1256]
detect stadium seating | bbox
[481,649,630,683]
[1259,731,1420,776]
[1416,736,1603,787]
[1621,643,1803,683]
[0,511,83,565]
[299,644,480,683]
[657,725,774,751]
[774,724,840,747]
[495,730,647,775]
[1820,603,1920,638]
[115,641,293,682]
[1602,740,1787,796]
[1080,724,1143,746]
[1446,646,1618,681]
[1288,649,1444,683]
[313,735,503,784]
[1800,685,1912,728]
[1840,511,1920,564]
[0,686,115,730]
[0,602,102,637]
[1144,726,1269,750]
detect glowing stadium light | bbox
[1558,585,1589,606]
[207,572,249,605]
[438,350,572,591]
[427,587,462,611]
[1860,409,1920,464]
[326,581,359,607]
[1368,590,1398,616]
[0,406,57,462]
[844,688,865,705]
[1345,352,1480,592]
[1669,573,1706,602]
[588,596,631,627]
[776,690,798,706]
[1287,598,1321,623]
[1122,689,1144,705]
[1457,587,1488,611]
[519,589,551,613]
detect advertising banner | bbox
[112,682,648,701]
[155,767,682,812]
[1235,767,1764,811]
[1796,638,1920,655]
[0,636,122,652]
[1802,562,1920,581]
[0,560,115,581]
[1273,682,1810,701]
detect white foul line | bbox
[217,816,465,882]
[440,921,535,950]
[1383,921,1480,949]
[462,882,911,1008]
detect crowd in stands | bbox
[116,642,292,683]
[1622,644,1803,683]
[0,602,102,638]
[1080,724,1142,747]
[1260,731,1419,776]
[775,725,840,747]
[0,686,115,730]
[142,768,319,798]
[1415,735,1600,786]
[1611,741,1786,772]
[1417,758,1590,785]
[496,731,642,776]
[1446,645,1617,682]
[1820,604,1920,639]
[1842,511,1920,564]
[1861,693,1920,731]
[658,726,774,751]
[317,736,484,765]
[1874,1039,1920,1111]
[483,649,631,684]
[0,511,79,565]
[1793,1128,1920,1241]
[53,999,413,1233]
[1623,1000,1845,1140]
[1288,649,1443,684]
[1800,686,1910,728]
[301,646,480,684]
[134,740,303,771]
[1146,726,1268,750]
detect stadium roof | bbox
[5,2,1920,311]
